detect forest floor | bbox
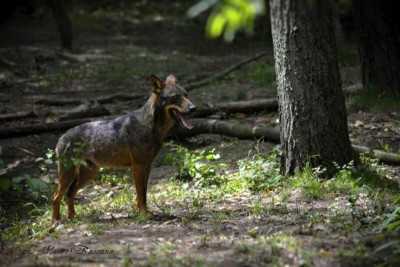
[1,2,400,267]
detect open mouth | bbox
[169,108,193,129]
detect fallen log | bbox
[0,118,93,139]
[0,103,110,138]
[175,119,400,165]
[0,102,109,123]
[215,98,278,113]
[174,118,280,143]
[1,116,398,165]
[192,98,278,117]
[0,111,36,122]
[59,101,110,120]
[352,145,400,166]
[35,99,83,105]
[35,93,144,106]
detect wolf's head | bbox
[149,74,196,129]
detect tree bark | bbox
[269,0,355,175]
[354,0,400,94]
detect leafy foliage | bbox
[98,169,130,186]
[57,141,88,169]
[187,0,265,41]
[164,143,227,188]
[376,195,400,256]
[35,148,55,174]
[289,162,324,200]
[238,146,283,193]
[0,149,54,194]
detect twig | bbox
[57,51,114,62]
[16,147,36,157]
[0,56,17,67]
[184,51,268,91]
[0,159,23,176]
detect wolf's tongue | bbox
[176,111,193,129]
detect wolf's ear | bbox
[149,75,164,95]
[165,74,176,85]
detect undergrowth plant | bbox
[0,149,50,194]
[238,146,282,193]
[376,195,400,258]
[346,85,400,111]
[164,143,227,188]
[288,162,324,200]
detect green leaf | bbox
[207,13,227,38]
[35,157,44,163]
[387,221,400,232]
[14,184,23,193]
[26,178,48,191]
[0,179,11,191]
[223,6,241,29]
[392,194,400,205]
[375,240,400,253]
[12,176,26,183]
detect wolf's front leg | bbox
[132,163,153,219]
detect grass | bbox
[233,61,276,87]
[346,85,400,111]
[338,45,359,67]
[30,47,194,95]
[288,163,324,200]
[234,233,310,266]
[1,141,399,266]
[35,63,92,91]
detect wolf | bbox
[52,74,196,224]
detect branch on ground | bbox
[184,51,268,91]
[1,117,399,165]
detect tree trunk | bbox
[269,0,355,175]
[48,0,73,50]
[354,0,400,94]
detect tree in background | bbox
[48,0,73,50]
[189,0,356,175]
[354,0,400,94]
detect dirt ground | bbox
[1,2,400,267]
